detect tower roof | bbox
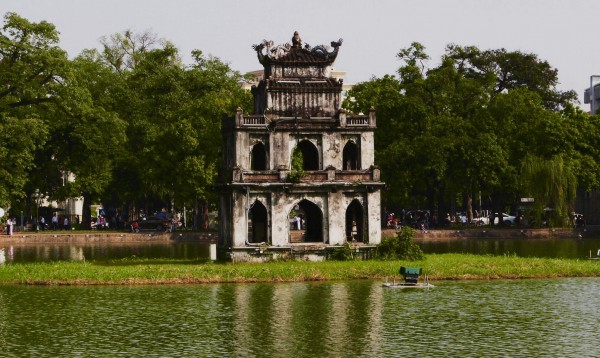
[252,32,343,67]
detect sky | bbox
[4,0,600,108]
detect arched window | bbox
[251,142,267,170]
[342,141,359,170]
[248,200,268,244]
[345,199,364,242]
[296,140,319,170]
[288,199,323,243]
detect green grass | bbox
[1,254,599,285]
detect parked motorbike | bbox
[130,221,140,233]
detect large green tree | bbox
[1,12,130,226]
[0,13,66,212]
[345,42,590,226]
[46,53,127,228]
[89,31,252,218]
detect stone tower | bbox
[218,33,383,261]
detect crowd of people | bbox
[385,209,432,231]
[37,213,73,231]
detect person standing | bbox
[51,213,58,230]
[7,217,14,235]
[63,217,69,230]
[40,216,46,231]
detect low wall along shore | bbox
[0,231,217,244]
[0,226,597,245]
[385,226,598,240]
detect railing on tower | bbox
[242,115,266,126]
[346,115,369,126]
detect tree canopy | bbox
[345,42,598,226]
[0,12,251,226]
[1,12,597,229]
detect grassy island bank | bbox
[1,254,600,285]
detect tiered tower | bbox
[218,32,383,261]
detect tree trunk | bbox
[467,193,473,223]
[82,192,92,229]
[203,201,209,230]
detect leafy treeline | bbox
[344,42,600,226]
[0,13,251,227]
[3,12,598,229]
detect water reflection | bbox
[0,279,599,357]
[419,237,600,259]
[0,242,210,263]
[1,237,600,264]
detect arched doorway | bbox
[296,140,319,170]
[248,200,268,244]
[342,141,359,170]
[345,199,364,242]
[288,199,323,243]
[251,142,267,170]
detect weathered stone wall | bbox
[219,35,382,260]
[382,227,598,240]
[224,187,382,248]
[231,129,375,172]
[0,232,215,244]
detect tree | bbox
[99,30,160,72]
[445,45,577,110]
[46,54,127,228]
[0,12,68,210]
[345,42,583,224]
[560,104,600,192]
[88,31,252,218]
[520,155,576,227]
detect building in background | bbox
[583,75,600,114]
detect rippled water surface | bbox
[0,242,210,263]
[1,278,600,357]
[419,237,600,259]
[2,237,600,264]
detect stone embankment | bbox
[384,226,598,240]
[0,231,217,244]
[1,226,597,245]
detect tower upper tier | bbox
[251,32,344,117]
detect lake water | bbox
[419,237,600,259]
[0,242,211,264]
[1,237,600,263]
[1,278,599,357]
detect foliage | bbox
[287,146,306,182]
[329,243,356,261]
[0,13,66,206]
[375,227,424,261]
[1,12,598,229]
[345,41,595,222]
[99,40,251,212]
[520,155,576,227]
[0,12,254,223]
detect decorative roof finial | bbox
[292,31,302,49]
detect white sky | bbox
[4,0,599,108]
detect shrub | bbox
[287,146,306,182]
[375,227,424,261]
[329,242,355,261]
